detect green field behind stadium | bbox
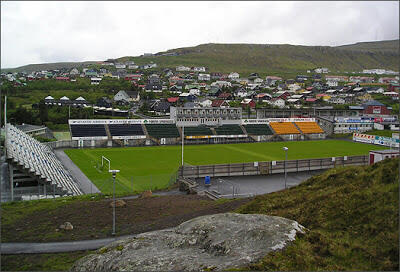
[64,140,386,194]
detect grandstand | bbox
[70,124,107,138]
[145,124,180,139]
[214,124,244,135]
[183,126,213,136]
[295,122,324,134]
[244,124,273,135]
[108,124,145,137]
[269,122,301,135]
[5,124,82,200]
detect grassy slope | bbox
[367,129,398,138]
[236,158,399,271]
[5,40,398,75]
[64,140,386,193]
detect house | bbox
[113,90,131,103]
[96,97,112,108]
[85,70,98,77]
[167,97,179,104]
[70,68,79,75]
[265,76,282,86]
[253,78,263,84]
[56,76,70,81]
[207,87,222,97]
[211,99,229,108]
[179,93,197,102]
[210,72,223,80]
[271,98,285,108]
[349,76,374,83]
[234,87,248,98]
[115,63,126,69]
[145,83,162,93]
[255,93,272,102]
[329,97,346,104]
[193,67,206,72]
[197,98,212,107]
[211,81,232,88]
[91,77,102,85]
[314,67,329,73]
[218,92,233,100]
[241,98,256,109]
[228,72,240,80]
[198,73,211,81]
[383,92,399,100]
[189,88,201,96]
[125,74,142,81]
[273,91,290,100]
[127,91,140,102]
[362,100,391,115]
[325,75,349,82]
[152,101,170,115]
[176,65,191,72]
[389,84,400,92]
[296,75,309,82]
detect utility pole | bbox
[109,169,120,236]
[182,126,184,166]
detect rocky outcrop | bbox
[71,213,305,271]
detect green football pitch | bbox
[64,140,385,194]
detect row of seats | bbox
[295,122,324,134]
[69,122,325,138]
[269,122,301,135]
[145,124,180,139]
[6,124,82,196]
[108,124,144,136]
[183,126,213,136]
[70,124,107,137]
[214,125,244,135]
[244,124,274,135]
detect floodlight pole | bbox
[109,169,120,236]
[283,147,288,189]
[182,126,184,167]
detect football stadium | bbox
[4,108,393,200]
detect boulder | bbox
[110,199,126,208]
[71,213,305,271]
[59,222,73,231]
[139,190,152,199]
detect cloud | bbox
[1,1,398,68]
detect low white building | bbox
[176,65,191,72]
[228,72,240,80]
[91,77,102,85]
[271,98,285,108]
[198,73,211,81]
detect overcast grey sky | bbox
[1,1,399,68]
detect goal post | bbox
[102,156,111,172]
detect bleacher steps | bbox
[105,124,112,140]
[292,122,304,135]
[240,125,248,135]
[141,124,149,138]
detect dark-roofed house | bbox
[211,99,229,107]
[218,92,233,100]
[97,97,113,108]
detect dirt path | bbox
[1,195,251,244]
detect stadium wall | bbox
[180,155,368,178]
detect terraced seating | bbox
[70,124,107,138]
[145,124,180,138]
[108,124,145,136]
[184,126,213,136]
[244,124,273,135]
[269,122,301,135]
[214,125,244,135]
[6,124,82,196]
[295,122,324,134]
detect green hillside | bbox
[3,40,399,76]
[237,158,399,271]
[1,61,98,73]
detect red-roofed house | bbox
[241,99,256,109]
[167,97,179,103]
[218,92,233,100]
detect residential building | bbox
[198,73,211,81]
[228,72,240,80]
[176,65,191,72]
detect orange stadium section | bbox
[269,122,301,135]
[295,122,324,134]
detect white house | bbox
[228,72,240,80]
[189,88,201,96]
[211,81,232,88]
[271,98,285,108]
[254,78,263,84]
[115,63,126,69]
[198,73,211,81]
[234,88,248,98]
[91,77,102,85]
[326,80,338,87]
[329,97,346,104]
[197,98,213,107]
[176,65,191,72]
[70,68,79,75]
[193,67,206,72]
[314,67,329,73]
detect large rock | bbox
[59,222,73,231]
[71,213,305,271]
[110,199,126,208]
